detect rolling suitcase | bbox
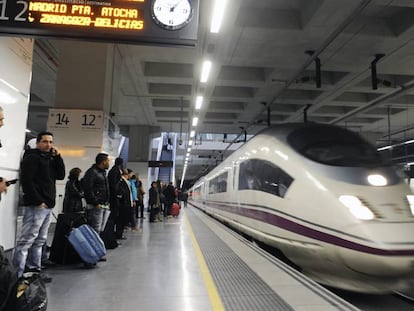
[171,202,180,217]
[49,213,86,264]
[68,224,106,264]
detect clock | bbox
[151,0,193,30]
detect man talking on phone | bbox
[13,131,65,282]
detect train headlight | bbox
[407,195,414,215]
[367,174,387,186]
[339,195,375,220]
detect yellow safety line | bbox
[185,214,226,311]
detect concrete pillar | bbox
[49,41,123,214]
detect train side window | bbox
[239,159,293,198]
[209,172,228,194]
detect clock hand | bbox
[170,0,184,12]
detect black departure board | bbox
[0,0,198,46]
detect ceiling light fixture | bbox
[200,60,212,83]
[192,117,198,126]
[210,0,227,33]
[378,138,414,151]
[195,95,203,110]
[190,130,195,138]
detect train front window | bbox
[239,159,293,197]
[287,125,388,167]
[303,142,384,166]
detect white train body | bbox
[190,123,414,293]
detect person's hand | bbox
[0,178,8,194]
[39,202,48,208]
[50,147,60,156]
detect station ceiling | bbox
[28,0,414,184]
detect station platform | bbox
[45,206,359,311]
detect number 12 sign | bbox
[47,109,104,147]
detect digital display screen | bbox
[0,0,198,46]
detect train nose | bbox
[337,223,414,277]
[337,247,414,277]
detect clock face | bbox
[151,0,193,30]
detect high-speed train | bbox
[190,123,414,294]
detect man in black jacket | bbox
[13,131,65,280]
[82,153,110,234]
[107,157,123,238]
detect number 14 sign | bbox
[47,109,104,147]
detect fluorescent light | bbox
[188,140,193,146]
[378,138,414,151]
[377,145,392,151]
[210,0,227,33]
[195,96,203,110]
[187,147,191,152]
[192,117,198,126]
[190,130,195,138]
[186,153,190,157]
[200,60,212,83]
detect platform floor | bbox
[45,207,359,311]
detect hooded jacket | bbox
[20,148,66,208]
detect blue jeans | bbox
[13,206,52,277]
[87,204,110,233]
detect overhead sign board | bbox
[0,0,199,46]
[148,160,173,167]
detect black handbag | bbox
[0,246,18,311]
[14,273,48,311]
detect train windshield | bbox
[287,125,389,167]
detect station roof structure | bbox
[28,0,414,182]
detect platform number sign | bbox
[55,112,69,126]
[82,113,96,127]
[53,112,97,127]
[47,109,104,147]
[0,0,27,21]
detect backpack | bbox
[0,246,18,311]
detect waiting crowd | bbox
[0,124,188,310]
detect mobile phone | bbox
[6,179,18,186]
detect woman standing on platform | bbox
[63,167,84,214]
[148,181,161,222]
